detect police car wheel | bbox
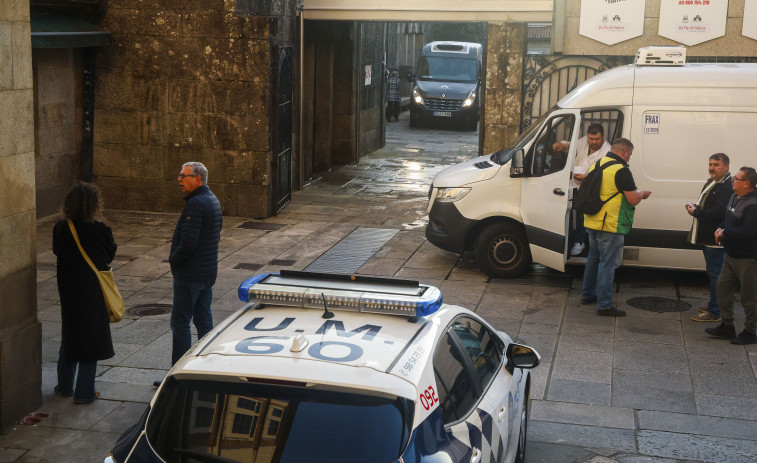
[514,383,531,463]
[474,222,531,278]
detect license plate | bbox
[433,111,452,117]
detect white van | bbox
[425,47,757,278]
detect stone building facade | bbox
[93,0,296,218]
[0,0,41,430]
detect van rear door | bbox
[519,109,581,272]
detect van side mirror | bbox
[505,343,540,374]
[510,149,525,177]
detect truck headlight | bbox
[462,91,476,107]
[413,86,423,104]
[436,187,471,202]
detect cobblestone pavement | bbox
[3,110,756,462]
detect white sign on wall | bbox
[364,65,372,86]
[658,0,728,46]
[744,0,757,41]
[579,0,645,45]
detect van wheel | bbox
[474,222,531,278]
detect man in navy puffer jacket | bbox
[168,162,223,366]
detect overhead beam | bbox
[302,0,553,22]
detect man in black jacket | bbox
[686,153,733,322]
[169,162,223,365]
[706,166,757,345]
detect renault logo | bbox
[441,93,446,99]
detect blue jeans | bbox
[171,278,215,365]
[56,346,97,402]
[582,229,624,310]
[702,247,725,317]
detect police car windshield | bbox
[147,379,412,463]
[417,57,477,83]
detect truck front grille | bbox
[424,98,463,111]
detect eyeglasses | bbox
[178,174,198,179]
[733,177,749,182]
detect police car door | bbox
[519,109,581,272]
[433,317,507,463]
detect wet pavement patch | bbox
[126,304,173,316]
[491,265,574,288]
[269,259,296,266]
[233,263,263,271]
[237,221,288,231]
[626,296,691,313]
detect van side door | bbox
[519,109,581,272]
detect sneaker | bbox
[730,330,757,345]
[705,323,737,339]
[598,307,626,317]
[581,295,597,305]
[73,391,100,405]
[691,311,720,322]
[698,307,708,314]
[53,387,73,399]
[570,242,585,256]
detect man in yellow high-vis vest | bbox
[580,138,652,316]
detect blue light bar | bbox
[237,271,443,318]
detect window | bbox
[529,114,575,177]
[450,318,502,390]
[432,332,478,424]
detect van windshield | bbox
[417,57,477,83]
[146,378,413,463]
[490,109,554,165]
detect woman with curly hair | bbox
[53,182,117,404]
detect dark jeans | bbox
[702,246,725,316]
[387,101,399,121]
[171,278,215,365]
[56,346,97,402]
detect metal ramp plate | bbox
[304,227,399,274]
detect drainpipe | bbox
[81,47,95,181]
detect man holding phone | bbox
[686,153,733,322]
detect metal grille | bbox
[425,98,462,111]
[304,228,399,274]
[474,161,493,169]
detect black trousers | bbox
[386,101,399,121]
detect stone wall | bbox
[94,0,295,218]
[483,22,526,154]
[0,0,42,430]
[559,0,756,56]
[33,48,82,217]
[358,22,385,157]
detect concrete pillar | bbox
[483,22,526,155]
[0,0,42,430]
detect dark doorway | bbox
[274,46,293,213]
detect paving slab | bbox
[551,349,613,384]
[689,360,757,399]
[546,379,612,406]
[613,340,689,374]
[637,430,757,463]
[637,410,757,440]
[530,400,635,429]
[528,421,636,452]
[612,369,696,413]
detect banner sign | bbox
[658,0,728,46]
[744,0,757,40]
[579,0,646,45]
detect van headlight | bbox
[413,86,423,104]
[462,90,476,107]
[436,187,471,202]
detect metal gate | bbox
[273,46,293,213]
[520,54,633,133]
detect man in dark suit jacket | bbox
[169,162,223,365]
[686,153,733,322]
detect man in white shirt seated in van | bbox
[553,123,612,255]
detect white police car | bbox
[105,271,540,463]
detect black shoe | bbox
[705,323,737,339]
[581,296,597,305]
[730,330,757,345]
[153,380,162,388]
[598,307,626,317]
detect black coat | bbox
[53,219,117,362]
[692,175,733,246]
[169,185,223,282]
